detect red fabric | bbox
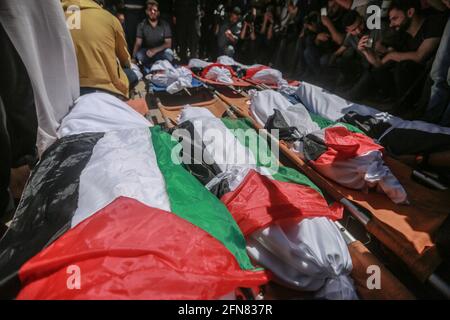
[201,63,236,78]
[221,170,343,237]
[17,197,268,300]
[243,66,270,79]
[314,126,384,166]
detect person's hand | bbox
[443,0,450,9]
[146,49,155,58]
[382,51,400,64]
[316,32,330,42]
[357,35,370,52]
[264,12,273,23]
[374,41,388,55]
[225,29,235,41]
[321,15,332,29]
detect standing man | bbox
[63,0,136,99]
[133,0,174,68]
[174,0,200,64]
[216,7,243,57]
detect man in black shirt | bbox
[216,7,242,57]
[361,0,445,101]
[132,0,173,68]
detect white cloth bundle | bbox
[148,60,193,94]
[247,217,357,300]
[58,93,152,137]
[250,90,408,204]
[188,58,211,69]
[251,68,288,88]
[178,106,357,300]
[204,66,234,84]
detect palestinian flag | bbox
[0,127,268,300]
[174,107,343,238]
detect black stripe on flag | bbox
[170,122,231,198]
[0,132,104,298]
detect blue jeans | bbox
[426,17,450,126]
[135,48,174,69]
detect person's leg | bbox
[0,23,37,215]
[153,48,174,63]
[394,60,424,99]
[135,48,152,67]
[0,97,11,216]
[303,43,322,75]
[439,100,450,127]
[424,18,450,123]
[371,62,397,99]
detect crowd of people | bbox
[90,0,450,126]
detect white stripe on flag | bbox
[71,128,171,227]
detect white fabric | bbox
[216,55,241,66]
[71,127,171,227]
[178,106,357,300]
[217,55,264,69]
[250,90,321,135]
[131,63,143,81]
[188,58,211,69]
[250,89,408,204]
[205,66,234,84]
[0,0,80,154]
[300,147,408,204]
[251,68,288,88]
[296,82,450,140]
[178,106,270,190]
[58,93,151,137]
[247,217,357,300]
[147,60,193,94]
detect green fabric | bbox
[149,126,256,271]
[221,118,322,195]
[309,113,364,134]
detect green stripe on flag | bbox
[221,118,322,195]
[309,113,364,134]
[149,126,256,271]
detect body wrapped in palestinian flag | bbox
[249,90,408,205]
[172,106,358,300]
[295,82,450,157]
[0,93,268,300]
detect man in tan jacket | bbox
[62,0,137,99]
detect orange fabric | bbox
[348,241,415,300]
[158,98,230,127]
[126,98,149,116]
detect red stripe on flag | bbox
[243,66,270,80]
[17,197,268,300]
[313,126,384,166]
[221,170,343,237]
[201,63,237,78]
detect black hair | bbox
[342,10,361,28]
[388,0,421,14]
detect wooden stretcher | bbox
[157,95,415,300]
[212,89,450,296]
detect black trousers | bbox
[372,60,425,100]
[0,24,37,214]
[176,15,198,63]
